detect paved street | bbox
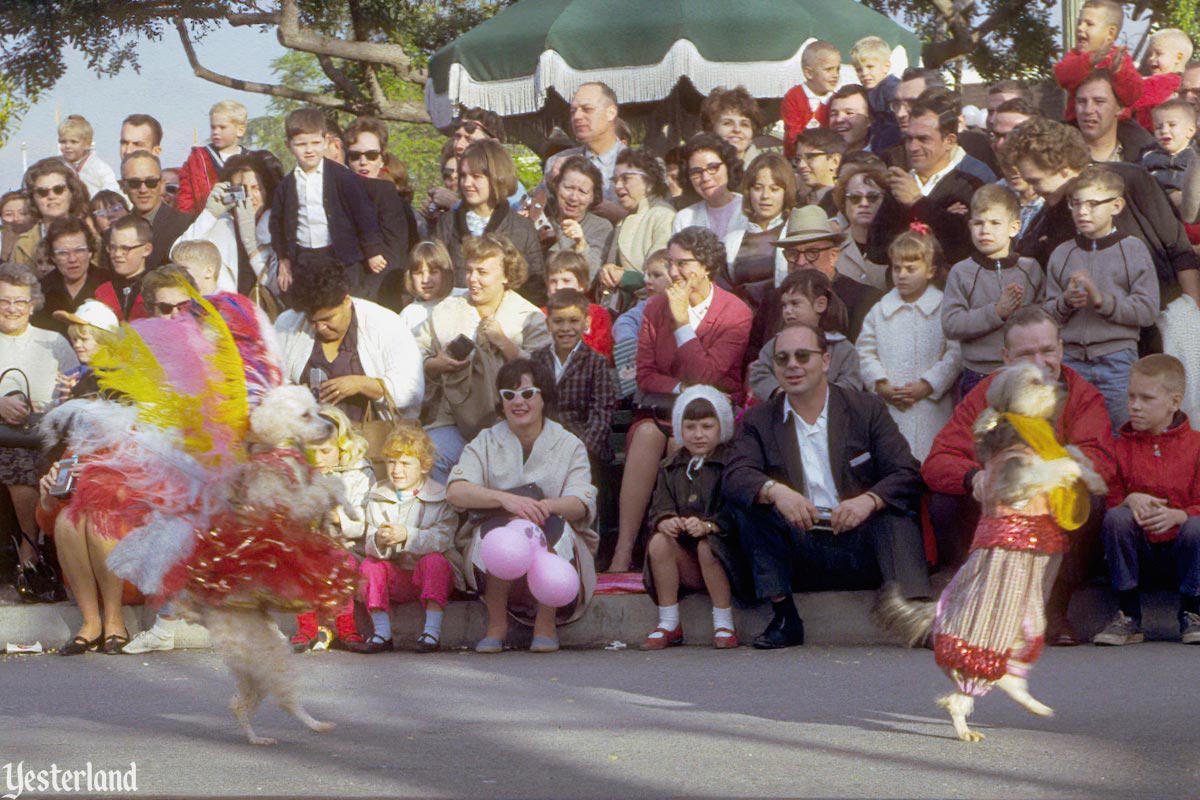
[2,643,1197,799]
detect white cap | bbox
[53,299,119,332]
[962,104,986,130]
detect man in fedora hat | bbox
[747,205,884,358]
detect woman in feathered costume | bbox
[42,276,357,744]
[874,363,1106,742]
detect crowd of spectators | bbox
[5,0,1200,654]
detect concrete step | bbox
[1,586,1188,652]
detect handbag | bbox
[0,368,44,450]
[355,379,398,476]
[11,530,66,604]
[433,324,503,440]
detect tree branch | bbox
[276,0,425,82]
[922,0,1027,68]
[315,54,367,104]
[174,16,346,111]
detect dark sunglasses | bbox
[454,120,493,138]
[122,177,162,190]
[163,183,180,195]
[499,387,541,402]
[348,149,382,162]
[34,184,68,198]
[772,348,823,367]
[154,299,191,316]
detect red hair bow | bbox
[909,222,931,235]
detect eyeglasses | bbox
[33,184,68,199]
[772,348,823,367]
[782,244,838,263]
[52,245,90,259]
[846,192,883,205]
[791,152,829,166]
[613,171,647,185]
[887,98,915,113]
[93,205,128,219]
[499,387,541,402]
[154,299,191,317]
[163,183,180,195]
[687,162,725,180]
[107,242,148,256]
[0,298,33,310]
[453,120,493,138]
[348,149,382,162]
[441,168,457,179]
[1067,196,1120,211]
[121,177,162,190]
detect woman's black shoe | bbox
[102,633,130,655]
[59,633,103,656]
[415,632,441,653]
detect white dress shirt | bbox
[782,389,840,510]
[295,161,330,249]
[910,145,967,197]
[551,340,583,382]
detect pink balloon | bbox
[510,520,546,554]
[480,523,533,580]
[527,549,579,608]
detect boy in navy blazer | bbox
[270,107,385,298]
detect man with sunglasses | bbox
[748,206,882,359]
[121,150,194,271]
[93,215,154,321]
[724,322,930,649]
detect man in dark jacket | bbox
[121,150,193,271]
[723,323,930,649]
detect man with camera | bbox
[723,322,931,649]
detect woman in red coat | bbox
[608,226,752,572]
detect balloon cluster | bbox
[479,520,579,607]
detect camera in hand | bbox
[811,506,834,532]
[445,334,476,361]
[49,456,79,497]
[226,184,247,204]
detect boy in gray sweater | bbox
[1043,164,1160,428]
[942,184,1045,398]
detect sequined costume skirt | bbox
[160,511,358,614]
[933,521,1053,696]
[969,514,1066,555]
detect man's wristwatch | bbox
[761,479,778,502]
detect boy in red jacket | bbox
[1053,0,1143,122]
[1095,354,1200,646]
[1131,28,1194,132]
[176,100,248,214]
[780,41,841,160]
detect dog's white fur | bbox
[201,385,354,745]
[876,364,1106,742]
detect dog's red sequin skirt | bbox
[933,515,1058,696]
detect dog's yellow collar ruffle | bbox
[1003,413,1089,531]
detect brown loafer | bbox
[712,627,739,649]
[640,626,683,651]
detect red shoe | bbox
[640,626,683,651]
[290,611,319,652]
[712,627,739,649]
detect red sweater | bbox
[1132,72,1182,132]
[176,145,220,215]
[94,280,148,322]
[781,84,832,160]
[1054,48,1144,121]
[1107,415,1200,542]
[922,364,1117,495]
[636,285,752,399]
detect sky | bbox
[0,25,288,189]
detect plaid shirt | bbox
[532,343,618,463]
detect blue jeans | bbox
[426,425,466,485]
[1102,506,1200,596]
[1063,348,1137,431]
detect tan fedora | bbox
[773,205,847,247]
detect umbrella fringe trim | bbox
[426,38,914,128]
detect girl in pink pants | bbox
[356,423,460,653]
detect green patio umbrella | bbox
[426,0,921,133]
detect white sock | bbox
[423,609,444,640]
[648,604,680,638]
[155,615,179,632]
[370,610,391,641]
[712,606,734,632]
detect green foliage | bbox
[861,0,1060,81]
[1144,0,1200,42]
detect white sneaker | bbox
[122,621,177,654]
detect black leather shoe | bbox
[752,616,805,649]
[415,632,441,653]
[102,633,130,655]
[59,633,103,656]
[347,635,394,654]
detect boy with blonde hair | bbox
[58,114,120,197]
[851,35,900,152]
[781,40,842,160]
[177,99,248,213]
[1142,98,1198,209]
[1096,354,1200,646]
[1133,28,1195,131]
[1054,0,1144,122]
[170,239,223,296]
